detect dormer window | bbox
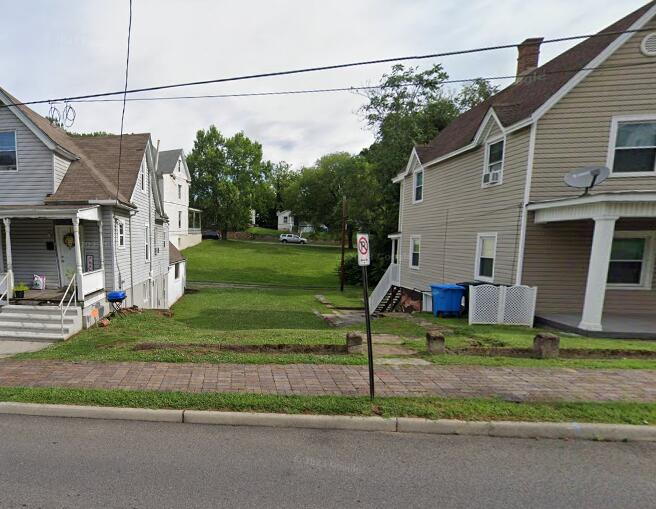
[413,169,424,203]
[0,131,17,171]
[483,139,504,187]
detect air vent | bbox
[641,33,656,56]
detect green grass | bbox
[0,387,653,424]
[246,226,287,236]
[183,240,351,287]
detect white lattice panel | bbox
[470,285,537,327]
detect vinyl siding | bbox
[531,18,656,202]
[398,126,530,291]
[53,154,71,193]
[523,218,656,315]
[81,220,101,272]
[0,107,54,204]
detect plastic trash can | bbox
[430,284,466,318]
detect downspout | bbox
[129,210,135,307]
[514,122,537,285]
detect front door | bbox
[55,225,79,286]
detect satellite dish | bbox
[564,166,610,196]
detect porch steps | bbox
[374,285,402,314]
[0,305,82,342]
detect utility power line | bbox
[1,27,652,109]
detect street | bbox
[0,415,654,508]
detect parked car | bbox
[202,230,222,240]
[280,233,307,244]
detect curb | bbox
[0,402,654,442]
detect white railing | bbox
[0,272,9,305]
[59,277,77,336]
[368,263,400,314]
[81,269,105,296]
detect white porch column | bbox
[72,217,84,300]
[578,216,618,331]
[98,217,106,290]
[2,218,12,295]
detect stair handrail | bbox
[368,264,396,315]
[0,273,8,306]
[59,277,77,336]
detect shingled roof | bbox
[414,1,656,166]
[0,87,151,205]
[157,149,183,175]
[169,242,185,265]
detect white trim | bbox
[606,114,656,177]
[412,167,424,204]
[481,135,505,188]
[409,235,421,270]
[117,219,126,250]
[473,108,506,146]
[607,230,656,290]
[515,123,537,284]
[475,233,497,282]
[392,147,422,183]
[528,191,656,211]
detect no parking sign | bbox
[357,233,370,267]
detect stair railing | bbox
[0,273,9,306]
[368,264,398,314]
[59,277,77,336]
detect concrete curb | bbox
[0,403,654,442]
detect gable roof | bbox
[169,242,185,265]
[413,1,656,167]
[157,149,183,175]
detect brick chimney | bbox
[516,38,544,81]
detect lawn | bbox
[246,226,287,237]
[184,240,350,287]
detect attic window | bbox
[140,167,146,192]
[0,131,17,171]
[641,33,656,57]
[483,139,504,186]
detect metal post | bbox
[361,266,375,400]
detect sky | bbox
[0,0,649,168]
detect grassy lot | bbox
[184,240,350,287]
[0,387,654,424]
[246,226,287,236]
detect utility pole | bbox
[339,196,347,292]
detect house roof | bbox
[169,242,185,265]
[414,1,656,166]
[0,87,150,206]
[157,149,183,175]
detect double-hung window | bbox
[178,184,182,200]
[144,225,150,261]
[410,236,421,269]
[117,220,125,249]
[0,131,17,171]
[609,119,656,176]
[178,211,182,229]
[475,233,497,282]
[607,232,654,289]
[483,139,504,186]
[413,169,424,203]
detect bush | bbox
[337,253,390,287]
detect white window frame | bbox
[144,224,150,261]
[482,136,505,188]
[409,235,421,270]
[174,262,181,280]
[607,231,655,290]
[412,168,424,204]
[117,219,126,250]
[475,233,497,282]
[607,115,656,178]
[178,210,182,229]
[0,130,18,172]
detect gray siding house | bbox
[0,86,176,341]
[376,1,656,337]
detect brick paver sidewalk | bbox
[1,360,655,402]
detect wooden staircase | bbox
[374,285,402,314]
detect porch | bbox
[526,192,656,337]
[0,205,107,306]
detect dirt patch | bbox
[448,347,656,359]
[133,342,348,355]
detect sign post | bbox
[357,233,375,400]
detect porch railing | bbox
[59,277,77,336]
[368,263,400,314]
[0,272,9,306]
[81,269,105,297]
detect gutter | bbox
[89,199,137,211]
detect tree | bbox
[187,126,267,238]
[455,78,499,113]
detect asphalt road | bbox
[0,415,654,509]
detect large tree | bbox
[187,126,269,238]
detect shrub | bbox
[337,253,390,287]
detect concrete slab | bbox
[371,334,405,345]
[374,358,432,366]
[0,341,53,358]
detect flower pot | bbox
[14,291,25,299]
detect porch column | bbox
[578,216,618,331]
[72,217,84,300]
[2,218,12,295]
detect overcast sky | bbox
[1,0,648,168]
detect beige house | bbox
[377,1,656,338]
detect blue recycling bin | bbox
[431,284,466,317]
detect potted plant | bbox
[13,282,29,299]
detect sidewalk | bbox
[1,359,655,402]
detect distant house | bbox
[373,2,656,337]
[156,149,202,249]
[167,242,186,307]
[277,210,294,231]
[0,85,186,341]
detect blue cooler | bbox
[430,284,466,317]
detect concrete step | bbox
[0,329,65,342]
[0,320,74,334]
[2,305,80,316]
[0,314,77,325]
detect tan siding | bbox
[398,127,530,291]
[532,18,656,202]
